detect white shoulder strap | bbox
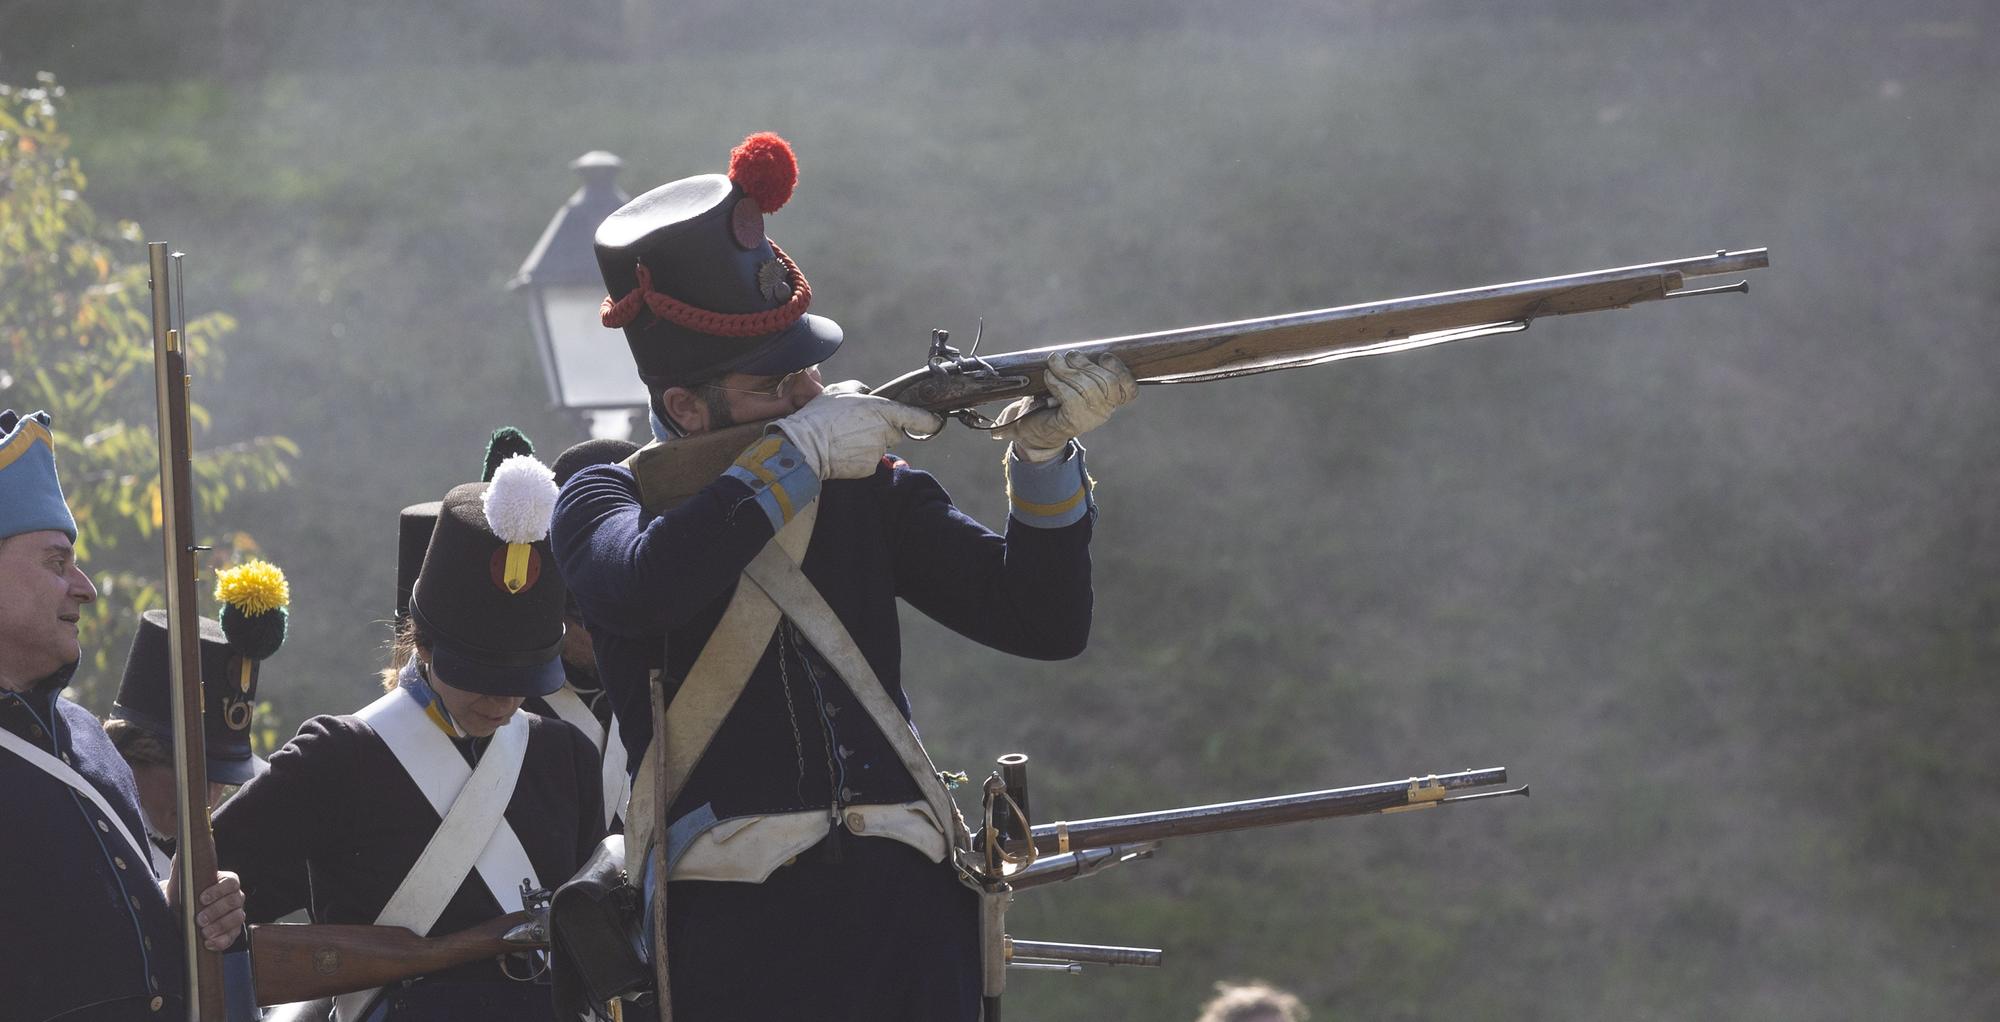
[540,686,630,831]
[539,686,603,751]
[600,714,630,828]
[0,725,157,878]
[623,500,962,856]
[337,688,535,1021]
[354,688,540,917]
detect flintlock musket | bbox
[148,243,261,1021]
[960,755,1527,1020]
[629,247,1770,512]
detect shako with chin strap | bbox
[408,451,567,698]
[396,427,536,622]
[595,131,843,388]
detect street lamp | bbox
[511,150,641,440]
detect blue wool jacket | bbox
[0,671,187,1021]
[550,448,1094,846]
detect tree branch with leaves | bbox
[1,73,297,714]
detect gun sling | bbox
[335,688,538,1021]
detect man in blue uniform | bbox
[0,409,248,1021]
[550,133,1135,1021]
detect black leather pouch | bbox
[549,835,652,1019]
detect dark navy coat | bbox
[211,707,605,1013]
[1,675,187,1021]
[550,450,1095,1021]
[553,454,1093,824]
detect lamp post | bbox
[511,150,641,440]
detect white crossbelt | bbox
[624,502,963,875]
[336,687,536,1022]
[0,725,158,879]
[540,685,630,831]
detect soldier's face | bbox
[131,763,227,837]
[712,365,825,423]
[425,663,525,738]
[0,530,96,691]
[666,365,824,434]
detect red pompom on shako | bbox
[728,132,798,213]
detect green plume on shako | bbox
[215,559,290,660]
[484,453,559,593]
[482,426,535,483]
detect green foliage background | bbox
[7,2,1997,1018]
[0,77,295,712]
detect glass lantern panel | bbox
[545,285,650,408]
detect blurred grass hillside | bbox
[33,5,2000,1019]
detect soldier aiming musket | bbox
[544,128,1766,1022]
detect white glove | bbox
[773,383,944,480]
[990,351,1138,462]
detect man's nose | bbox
[787,372,824,410]
[71,566,97,604]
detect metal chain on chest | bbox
[774,623,811,804]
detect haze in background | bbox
[5,1,1995,1018]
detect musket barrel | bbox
[1007,940,1164,969]
[1666,248,1769,276]
[1016,767,1507,856]
[150,243,228,1021]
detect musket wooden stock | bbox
[149,242,226,1021]
[627,248,1769,514]
[248,913,535,1006]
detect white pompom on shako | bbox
[410,466,569,697]
[482,454,558,543]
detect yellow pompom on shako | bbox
[214,558,290,669]
[113,558,291,784]
[216,560,290,617]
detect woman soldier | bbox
[214,454,605,1019]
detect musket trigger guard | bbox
[499,949,549,983]
[902,418,948,442]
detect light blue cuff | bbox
[723,433,822,532]
[1006,441,1092,529]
